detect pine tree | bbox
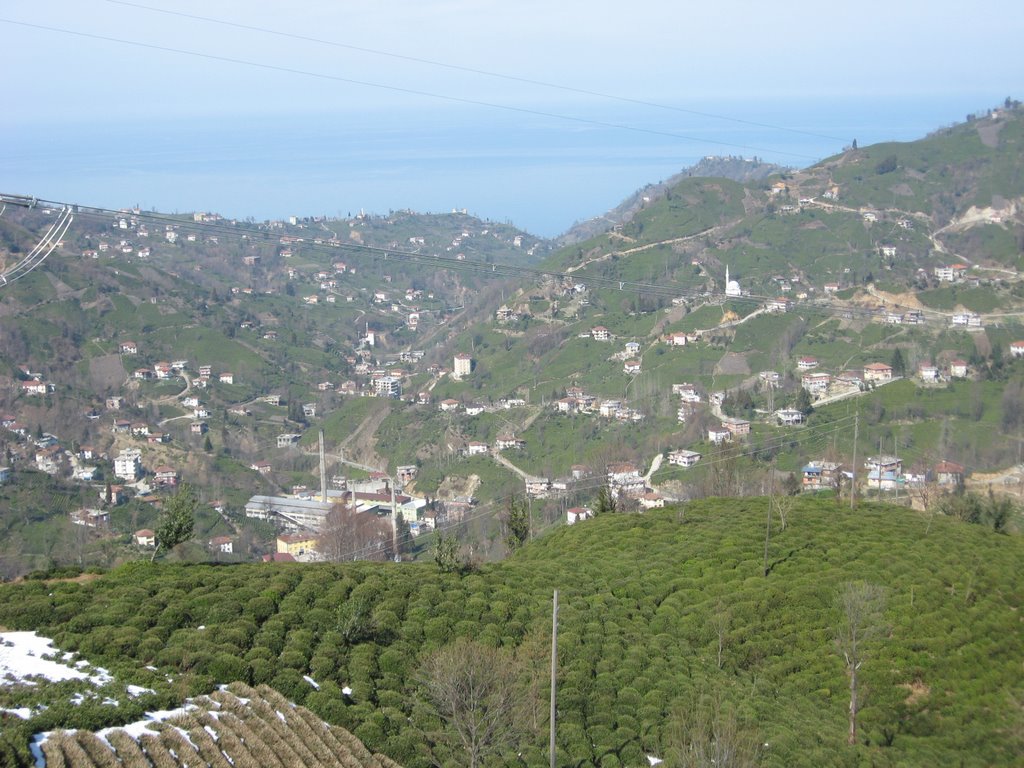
[595,485,617,515]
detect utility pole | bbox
[318,430,328,503]
[550,589,558,768]
[850,411,859,510]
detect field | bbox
[1,498,1021,767]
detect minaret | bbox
[726,265,730,288]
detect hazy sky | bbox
[3,1,1022,233]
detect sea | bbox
[2,94,1002,238]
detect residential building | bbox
[277,433,301,448]
[775,409,806,425]
[935,460,965,486]
[863,362,893,383]
[567,507,593,525]
[591,326,611,341]
[453,353,473,380]
[668,449,701,467]
[802,461,843,491]
[720,416,751,437]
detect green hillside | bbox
[1,498,1021,766]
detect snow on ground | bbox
[1,706,32,719]
[303,674,320,690]
[0,632,91,685]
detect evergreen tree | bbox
[504,495,530,553]
[890,348,906,378]
[152,484,197,562]
[595,485,617,515]
[434,532,461,573]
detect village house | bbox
[918,364,940,383]
[863,362,894,383]
[935,460,966,486]
[439,398,460,412]
[209,536,234,554]
[1011,341,1024,358]
[666,331,688,347]
[465,441,489,456]
[190,421,208,435]
[525,477,551,497]
[934,264,968,282]
[949,360,969,378]
[801,372,832,396]
[802,461,843,492]
[495,434,525,450]
[134,529,156,548]
[276,433,301,448]
[556,397,579,413]
[775,408,806,425]
[153,466,179,487]
[668,449,701,467]
[591,326,611,341]
[219,372,235,385]
[708,427,732,445]
[250,460,273,475]
[464,403,485,416]
[606,463,645,498]
[797,357,818,370]
[567,507,593,525]
[638,492,665,510]
[865,455,903,490]
[767,297,792,313]
[623,359,642,374]
[720,416,751,437]
[119,341,138,355]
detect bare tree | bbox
[710,601,731,670]
[317,501,392,561]
[835,582,887,746]
[667,691,761,768]
[416,637,524,768]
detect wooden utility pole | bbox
[550,589,558,768]
[850,411,859,509]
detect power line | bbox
[105,0,848,144]
[0,17,823,162]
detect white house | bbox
[668,449,701,467]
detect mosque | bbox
[725,266,742,297]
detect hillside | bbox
[1,498,1022,766]
[558,155,790,245]
[1,103,1024,577]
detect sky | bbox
[3,0,1023,235]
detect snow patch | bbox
[342,685,353,696]
[303,674,320,690]
[0,632,90,684]
[126,684,156,697]
[1,707,32,719]
[647,756,663,766]
[30,731,51,768]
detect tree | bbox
[835,581,887,746]
[318,501,392,561]
[504,494,529,553]
[794,387,813,416]
[152,484,197,562]
[434,532,461,573]
[416,637,524,768]
[595,485,617,515]
[666,691,760,767]
[890,348,906,378]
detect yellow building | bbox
[276,533,319,557]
